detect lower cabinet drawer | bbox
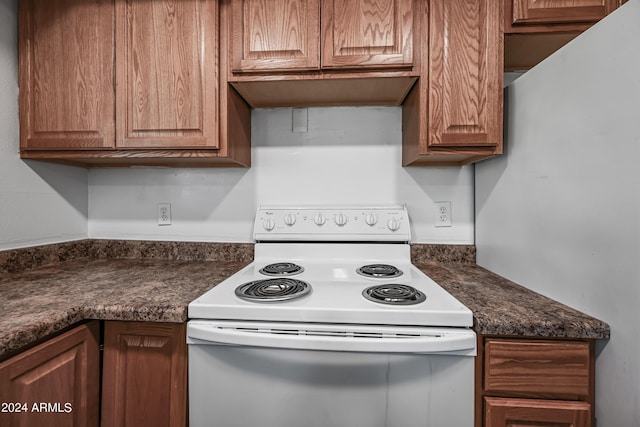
[485,397,591,427]
[484,339,591,399]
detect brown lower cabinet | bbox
[0,321,187,427]
[101,321,187,427]
[477,336,595,427]
[0,321,100,427]
[485,397,592,426]
[2,323,599,427]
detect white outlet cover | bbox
[158,203,172,226]
[435,201,452,227]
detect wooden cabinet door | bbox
[428,0,502,148]
[101,321,187,427]
[485,397,592,427]
[511,0,617,25]
[115,0,218,149]
[19,0,115,151]
[231,0,321,73]
[0,322,100,427]
[321,0,414,70]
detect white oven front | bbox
[187,320,476,427]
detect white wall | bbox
[90,107,475,244]
[476,1,640,425]
[0,0,88,250]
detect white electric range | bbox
[187,206,476,427]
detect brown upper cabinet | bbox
[227,0,502,166]
[231,0,321,73]
[402,0,503,166]
[19,0,250,167]
[230,0,414,74]
[322,0,414,70]
[226,0,419,109]
[19,0,503,167]
[504,0,624,70]
[115,0,219,150]
[19,0,115,152]
[507,0,618,30]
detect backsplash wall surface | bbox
[89,107,475,244]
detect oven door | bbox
[187,320,476,427]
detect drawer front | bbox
[485,397,592,427]
[484,339,591,399]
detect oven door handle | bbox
[187,322,476,355]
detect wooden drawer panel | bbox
[485,397,592,427]
[484,339,591,400]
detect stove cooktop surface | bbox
[189,243,473,327]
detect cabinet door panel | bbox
[19,0,115,150]
[485,397,591,427]
[116,0,218,149]
[512,0,614,25]
[0,322,100,427]
[101,322,187,427]
[231,0,320,72]
[321,0,414,69]
[428,0,502,147]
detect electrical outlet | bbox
[158,203,171,226]
[435,201,452,227]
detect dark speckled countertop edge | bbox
[0,240,610,359]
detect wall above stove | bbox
[89,107,474,244]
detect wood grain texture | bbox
[484,339,592,400]
[19,0,115,151]
[504,33,579,70]
[220,1,253,166]
[101,322,187,427]
[232,77,416,107]
[321,0,414,69]
[20,149,250,167]
[512,0,615,25]
[428,0,502,148]
[231,0,321,72]
[403,0,502,166]
[485,397,591,427]
[116,0,219,149]
[0,322,100,427]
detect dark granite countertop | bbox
[0,258,250,358]
[414,261,610,339]
[0,240,610,359]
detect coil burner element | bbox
[362,284,426,305]
[356,264,403,279]
[259,262,304,276]
[235,278,311,302]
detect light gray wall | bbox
[89,107,475,244]
[0,0,88,250]
[476,1,640,425]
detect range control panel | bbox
[253,206,411,242]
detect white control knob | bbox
[263,218,275,231]
[364,213,378,226]
[387,218,400,231]
[335,213,348,227]
[284,213,296,226]
[314,214,327,226]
